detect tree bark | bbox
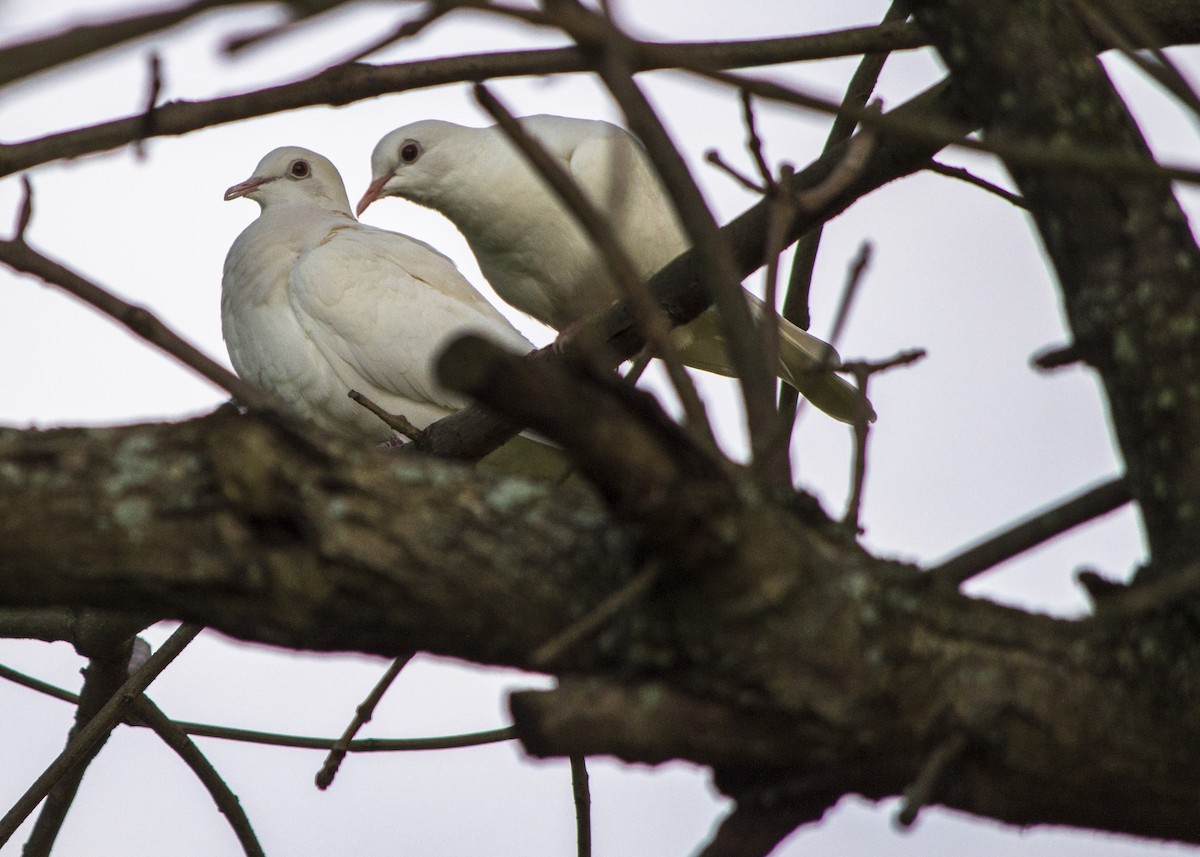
[907,0,1200,579]
[2,409,1199,844]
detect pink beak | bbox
[223,176,271,201]
[355,175,390,217]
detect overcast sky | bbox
[1,1,1197,855]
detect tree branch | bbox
[2,413,1200,844]
[0,24,925,177]
[909,0,1200,579]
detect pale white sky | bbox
[0,2,1195,855]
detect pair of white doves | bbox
[222,115,873,474]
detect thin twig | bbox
[348,390,426,442]
[25,640,138,857]
[133,52,163,160]
[842,368,872,535]
[740,90,776,191]
[531,566,660,669]
[791,102,880,213]
[753,191,794,486]
[222,0,350,53]
[552,7,777,457]
[1069,0,1200,121]
[0,237,275,411]
[1032,343,1081,370]
[335,6,452,64]
[925,159,1028,208]
[896,732,969,827]
[0,663,77,703]
[15,177,33,240]
[704,150,766,193]
[837,348,925,532]
[0,0,233,89]
[0,624,201,847]
[790,241,873,432]
[472,82,718,450]
[824,242,872,355]
[570,753,592,857]
[928,477,1133,587]
[316,653,413,789]
[0,662,516,752]
[781,0,904,415]
[686,65,1200,186]
[131,695,264,857]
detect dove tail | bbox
[671,308,876,425]
[776,317,877,425]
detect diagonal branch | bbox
[471,83,717,449]
[0,24,926,178]
[0,0,242,89]
[0,232,274,411]
[928,477,1133,587]
[910,0,1200,579]
[0,624,201,848]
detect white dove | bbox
[221,145,565,476]
[357,115,874,424]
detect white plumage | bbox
[358,115,874,424]
[222,146,560,472]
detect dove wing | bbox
[288,222,532,421]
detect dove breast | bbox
[221,146,533,444]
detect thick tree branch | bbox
[909,0,1200,579]
[2,412,1200,844]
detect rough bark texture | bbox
[2,406,1200,843]
[909,0,1200,582]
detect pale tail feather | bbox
[480,434,577,481]
[671,305,876,425]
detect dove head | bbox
[357,120,476,217]
[224,146,353,215]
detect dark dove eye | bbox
[289,159,310,179]
[399,141,421,164]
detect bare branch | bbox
[472,83,717,450]
[896,732,970,827]
[14,177,33,241]
[928,477,1133,587]
[24,630,142,857]
[348,390,427,442]
[0,0,238,89]
[0,24,925,178]
[570,754,592,857]
[530,566,660,669]
[781,0,910,417]
[316,654,413,789]
[911,0,1200,577]
[133,52,164,161]
[539,4,777,457]
[925,159,1029,208]
[690,66,1200,186]
[1068,0,1200,120]
[0,624,201,848]
[739,90,775,192]
[0,237,277,412]
[704,150,767,194]
[130,694,265,857]
[0,658,514,752]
